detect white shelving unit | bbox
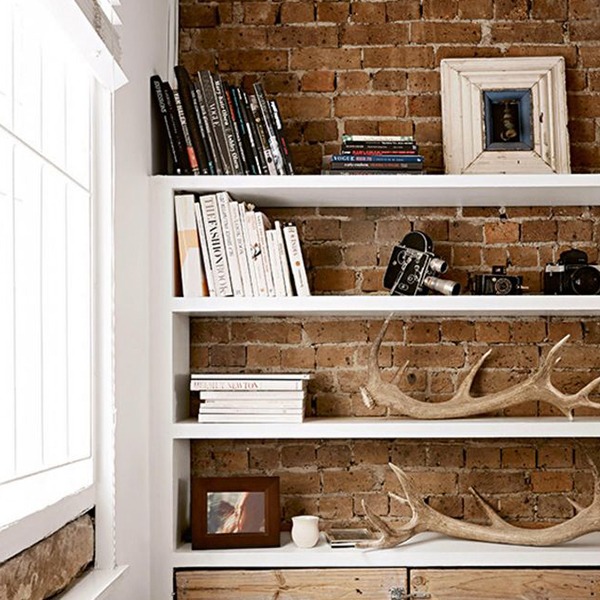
[150,174,600,600]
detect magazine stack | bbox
[322,134,424,175]
[174,192,310,298]
[192,374,311,423]
[151,67,293,176]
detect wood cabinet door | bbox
[410,569,600,599]
[176,568,407,599]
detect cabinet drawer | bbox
[410,569,600,599]
[176,568,407,599]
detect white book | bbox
[199,390,305,400]
[283,223,311,296]
[244,210,268,296]
[198,413,304,423]
[229,200,254,296]
[199,194,232,297]
[190,379,307,391]
[216,192,244,296]
[194,201,215,296]
[266,229,286,297]
[255,212,275,296]
[238,203,259,296]
[275,221,293,296]
[191,373,311,380]
[174,194,207,297]
[199,407,304,414]
[202,399,304,409]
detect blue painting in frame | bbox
[483,89,533,151]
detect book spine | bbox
[331,154,423,163]
[193,201,216,296]
[198,70,232,174]
[283,223,310,296]
[269,98,294,175]
[194,80,223,175]
[230,200,254,296]
[230,86,258,175]
[198,413,304,423]
[162,81,192,174]
[174,65,210,175]
[174,194,207,297]
[249,95,277,175]
[330,161,423,170]
[212,73,244,174]
[253,82,285,174]
[255,211,276,296]
[224,83,249,175]
[216,192,244,296]
[238,203,259,295]
[173,90,200,175]
[190,380,305,391]
[240,88,268,175]
[342,134,414,142]
[275,220,293,296]
[200,407,304,414]
[150,75,183,175]
[199,390,305,400]
[266,229,286,297]
[244,209,269,296]
[341,146,418,155]
[199,194,233,297]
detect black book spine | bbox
[150,75,182,175]
[212,73,243,174]
[230,86,258,175]
[269,98,294,175]
[198,70,232,175]
[173,90,200,175]
[223,82,249,175]
[240,88,268,174]
[191,86,216,175]
[249,94,277,175]
[194,77,223,175]
[162,81,192,174]
[252,82,285,174]
[174,65,210,175]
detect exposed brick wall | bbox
[178,0,600,173]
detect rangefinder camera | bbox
[544,249,600,295]
[470,266,524,295]
[383,231,460,296]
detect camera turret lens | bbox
[570,266,600,295]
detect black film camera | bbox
[470,266,524,295]
[544,249,600,295]
[383,231,460,296]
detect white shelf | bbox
[173,295,600,317]
[153,174,600,206]
[172,532,600,569]
[173,417,600,439]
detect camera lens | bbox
[493,277,513,295]
[570,266,600,295]
[423,276,461,296]
[429,257,448,274]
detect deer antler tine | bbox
[360,386,375,409]
[391,360,410,386]
[538,335,570,379]
[468,487,508,528]
[390,492,410,506]
[576,375,600,399]
[566,497,586,514]
[455,350,492,396]
[361,499,397,538]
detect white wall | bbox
[110,0,172,596]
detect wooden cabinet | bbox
[176,568,407,600]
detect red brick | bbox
[322,469,379,493]
[491,23,564,43]
[341,23,409,46]
[504,46,578,68]
[269,26,338,48]
[291,48,361,70]
[502,447,537,468]
[313,269,356,293]
[303,120,338,142]
[337,71,371,92]
[465,447,501,468]
[423,0,458,19]
[335,95,407,118]
[484,222,520,244]
[407,70,441,93]
[558,220,594,242]
[495,0,529,19]
[372,70,408,92]
[193,27,267,50]
[179,51,217,73]
[180,5,218,27]
[408,95,441,117]
[441,320,475,342]
[301,71,336,92]
[569,21,600,41]
[281,347,316,369]
[580,46,600,68]
[246,345,281,368]
[280,2,315,22]
[317,1,350,22]
[386,0,422,20]
[242,2,279,24]
[569,0,600,19]
[411,22,481,44]
[458,0,493,18]
[351,1,387,23]
[277,96,331,120]
[521,220,558,242]
[394,345,465,368]
[219,49,287,71]
[531,471,573,493]
[475,321,511,343]
[414,121,442,143]
[435,46,503,63]
[428,444,464,467]
[532,0,567,19]
[364,47,435,68]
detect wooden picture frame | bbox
[441,57,570,174]
[191,476,280,549]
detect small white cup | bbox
[291,515,320,548]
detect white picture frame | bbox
[441,56,571,174]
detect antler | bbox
[360,316,600,420]
[358,458,600,549]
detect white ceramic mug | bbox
[291,515,320,548]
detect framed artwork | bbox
[191,476,280,549]
[441,57,570,174]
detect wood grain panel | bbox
[176,568,407,599]
[411,569,600,599]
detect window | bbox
[0,0,122,559]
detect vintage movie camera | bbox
[383,231,460,296]
[544,249,600,295]
[470,266,524,295]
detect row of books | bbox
[151,67,294,176]
[322,134,425,175]
[192,374,311,423]
[175,192,310,298]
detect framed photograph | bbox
[441,56,570,174]
[191,476,280,549]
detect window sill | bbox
[58,566,128,600]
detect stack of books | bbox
[192,374,311,423]
[174,192,310,298]
[322,134,424,175]
[151,66,294,176]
